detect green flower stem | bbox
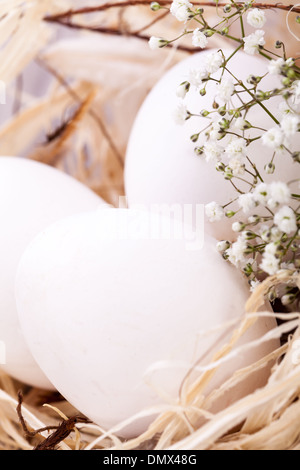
[215,30,243,43]
[225,43,244,65]
[167,30,193,45]
[225,67,280,125]
[285,230,299,255]
[223,197,239,208]
[234,176,256,186]
[246,156,264,183]
[261,48,282,59]
[245,168,258,179]
[270,151,276,164]
[239,13,245,37]
[229,179,244,194]
[248,136,263,143]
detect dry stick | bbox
[37,59,125,168]
[45,1,300,21]
[17,391,90,451]
[132,9,170,34]
[44,19,204,54]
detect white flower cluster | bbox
[214,180,299,277]
[243,9,266,55]
[151,2,300,295]
[192,29,208,49]
[262,114,299,150]
[246,8,267,29]
[243,30,265,55]
[238,182,292,214]
[201,133,248,179]
[170,0,193,22]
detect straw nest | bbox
[0,0,299,451]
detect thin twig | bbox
[43,20,206,53]
[17,390,90,451]
[132,9,169,35]
[44,1,300,21]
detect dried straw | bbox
[0,0,299,451]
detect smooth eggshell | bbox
[0,157,107,389]
[125,49,298,241]
[16,208,279,436]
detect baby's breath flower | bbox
[234,118,251,130]
[203,141,224,162]
[280,115,299,137]
[261,127,284,149]
[271,227,283,242]
[274,206,297,234]
[149,36,168,50]
[242,230,257,240]
[173,102,189,124]
[165,17,300,284]
[254,182,269,205]
[188,68,207,89]
[216,240,231,252]
[286,57,295,68]
[265,162,275,174]
[176,81,190,99]
[261,228,272,243]
[229,157,246,176]
[268,58,285,75]
[205,201,225,222]
[248,214,261,225]
[250,280,261,292]
[192,28,208,48]
[217,76,234,102]
[243,30,265,55]
[247,8,266,29]
[170,0,193,22]
[260,252,280,275]
[232,222,245,232]
[225,138,247,159]
[209,128,222,141]
[269,181,291,205]
[291,80,300,104]
[265,242,279,257]
[279,101,292,116]
[204,51,223,74]
[238,193,256,214]
[226,236,248,267]
[150,2,161,11]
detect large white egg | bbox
[15,208,279,436]
[0,157,107,389]
[125,49,298,241]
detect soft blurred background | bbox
[0,0,298,205]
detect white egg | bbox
[15,208,279,436]
[0,157,107,389]
[125,49,298,241]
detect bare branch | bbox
[45,1,300,22]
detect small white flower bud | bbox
[216,240,231,252]
[232,222,246,232]
[149,36,168,50]
[176,81,190,99]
